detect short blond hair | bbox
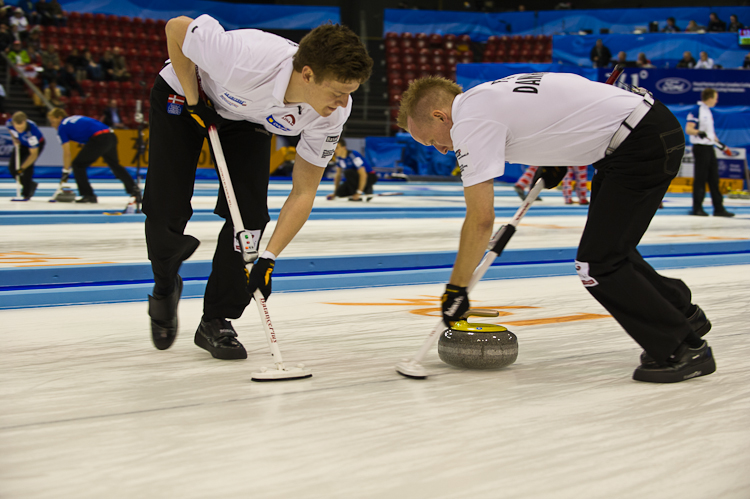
[397,76,463,131]
[11,111,27,124]
[47,107,68,120]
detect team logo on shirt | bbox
[326,135,339,143]
[322,149,335,158]
[266,115,291,132]
[167,94,185,115]
[281,114,296,127]
[220,92,247,108]
[456,148,470,173]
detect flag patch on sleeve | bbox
[167,94,185,115]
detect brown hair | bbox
[48,107,68,119]
[293,24,373,83]
[397,76,463,130]
[11,111,27,124]
[701,88,717,101]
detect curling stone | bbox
[53,189,76,202]
[438,319,518,370]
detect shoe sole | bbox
[640,308,712,365]
[193,330,247,360]
[633,349,716,383]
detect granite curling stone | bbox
[438,320,518,369]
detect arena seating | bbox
[31,12,167,126]
[384,31,552,130]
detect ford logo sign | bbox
[656,77,691,94]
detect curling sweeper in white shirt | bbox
[398,73,716,384]
[144,15,372,360]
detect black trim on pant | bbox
[143,75,272,320]
[577,101,694,363]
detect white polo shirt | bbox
[686,101,715,146]
[450,73,645,187]
[159,14,350,167]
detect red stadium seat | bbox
[388,62,402,73]
[444,34,457,43]
[385,32,398,39]
[428,34,441,46]
[458,34,471,44]
[94,13,107,25]
[67,11,81,25]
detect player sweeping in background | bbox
[326,138,377,201]
[47,108,141,204]
[144,15,372,360]
[398,74,715,384]
[6,111,45,201]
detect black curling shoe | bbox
[148,275,183,350]
[194,318,247,360]
[633,341,716,383]
[640,305,711,366]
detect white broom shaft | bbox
[208,125,288,369]
[208,126,245,238]
[408,178,544,365]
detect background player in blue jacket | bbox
[326,138,377,201]
[6,111,45,200]
[47,107,140,204]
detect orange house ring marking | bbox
[0,252,115,267]
[324,295,611,326]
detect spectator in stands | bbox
[695,51,715,69]
[743,53,750,69]
[589,39,612,68]
[45,80,63,105]
[685,20,703,33]
[46,0,65,27]
[40,44,61,85]
[8,40,31,67]
[100,98,126,129]
[111,46,131,81]
[35,0,55,27]
[662,17,680,33]
[676,51,696,69]
[636,52,654,68]
[728,15,743,32]
[57,62,83,95]
[26,25,41,53]
[65,47,86,78]
[16,0,40,26]
[0,24,13,52]
[100,49,115,81]
[614,51,636,68]
[9,8,29,43]
[83,49,103,81]
[707,13,726,32]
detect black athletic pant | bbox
[691,144,724,213]
[143,75,272,320]
[335,168,377,197]
[72,133,136,197]
[577,101,694,363]
[8,141,45,198]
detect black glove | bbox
[186,98,220,132]
[248,257,275,301]
[532,166,568,189]
[696,131,707,139]
[60,170,70,183]
[441,284,469,327]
